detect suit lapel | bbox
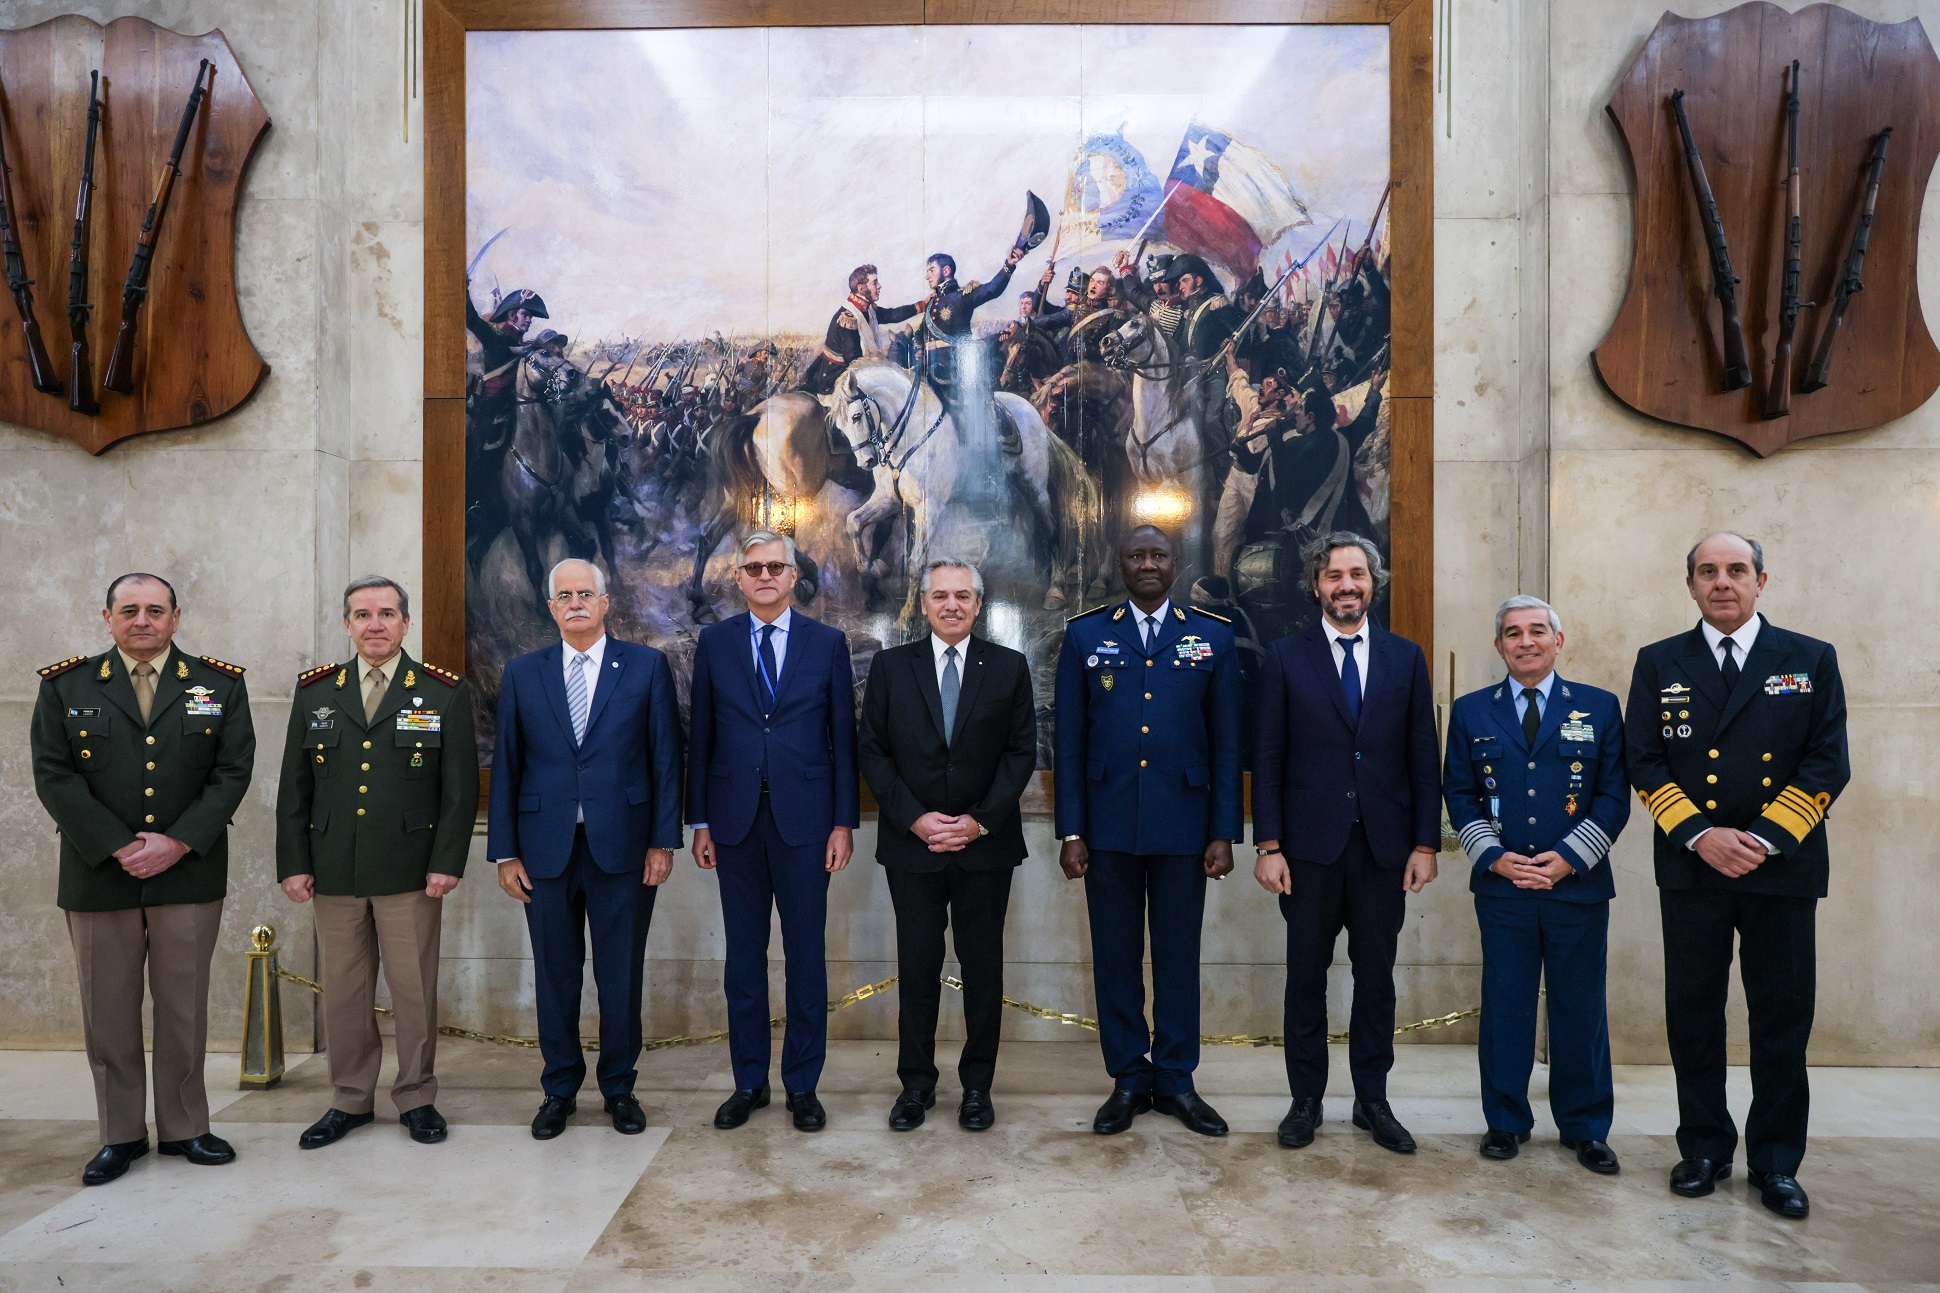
[98,653,144,728]
[1488,681,1525,747]
[768,614,807,709]
[1528,678,1569,754]
[539,644,575,745]
[584,641,624,737]
[1681,626,1727,709]
[1717,619,1777,734]
[910,639,947,743]
[1302,625,1356,730]
[727,612,761,707]
[949,636,989,745]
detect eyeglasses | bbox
[739,561,792,578]
[551,591,605,604]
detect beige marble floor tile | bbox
[0,1266,573,1293]
[583,1123,1209,1276]
[0,1121,95,1240]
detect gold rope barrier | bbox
[269,965,1478,1052]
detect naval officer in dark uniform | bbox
[1055,526,1242,1137]
[1626,533,1848,1220]
[30,573,255,1185]
[275,576,478,1152]
[1444,595,1628,1174]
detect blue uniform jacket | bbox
[1053,602,1242,854]
[1443,675,1628,904]
[685,611,860,849]
[487,639,684,879]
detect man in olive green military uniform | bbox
[275,576,477,1150]
[30,573,256,1186]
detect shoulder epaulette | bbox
[38,655,86,679]
[1065,604,1111,623]
[200,655,245,677]
[965,279,982,293]
[420,662,462,686]
[1188,607,1232,624]
[297,664,338,688]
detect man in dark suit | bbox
[1444,596,1629,1174]
[1055,526,1242,1137]
[859,559,1036,1132]
[1253,531,1441,1154]
[1626,533,1848,1220]
[688,531,860,1132]
[488,559,683,1141]
[31,573,255,1185]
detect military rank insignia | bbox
[1559,711,1595,741]
[1658,682,1691,705]
[183,686,223,717]
[99,659,113,680]
[1101,673,1115,691]
[1174,636,1214,663]
[395,710,442,733]
[308,707,335,730]
[176,659,190,680]
[1764,673,1812,694]
[403,669,416,689]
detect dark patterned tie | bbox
[1522,687,1542,745]
[757,623,779,710]
[1721,637,1740,689]
[1339,635,1363,724]
[940,645,961,745]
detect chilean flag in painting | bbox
[1161,124,1311,276]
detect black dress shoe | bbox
[605,1093,647,1135]
[400,1105,448,1144]
[298,1108,373,1150]
[1563,1137,1620,1174]
[1278,1097,1322,1148]
[1669,1156,1732,1198]
[785,1090,827,1132]
[531,1095,576,1140]
[158,1132,235,1165]
[81,1138,148,1185]
[1152,1090,1228,1137]
[1093,1087,1152,1135]
[1748,1169,1810,1218]
[1351,1099,1416,1154]
[889,1088,935,1131]
[958,1089,995,1131]
[713,1084,771,1129]
[1480,1129,1529,1160]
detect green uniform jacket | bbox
[274,653,478,897]
[30,647,256,912]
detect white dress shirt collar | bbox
[563,634,608,671]
[1700,614,1761,667]
[751,606,793,637]
[1130,600,1170,645]
[931,632,973,683]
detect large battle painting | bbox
[463,25,1393,764]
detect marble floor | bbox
[0,1040,1933,1292]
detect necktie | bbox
[757,623,779,709]
[1143,614,1159,649]
[132,661,155,724]
[1339,635,1363,724]
[1721,637,1740,689]
[566,651,590,743]
[364,666,386,723]
[940,645,961,744]
[1521,687,1542,745]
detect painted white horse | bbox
[831,359,1098,621]
[1100,313,1211,566]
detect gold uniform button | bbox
[315,755,324,764]
[204,728,212,735]
[144,814,155,824]
[1141,726,1149,734]
[1763,777,1772,787]
[1708,749,1720,759]
[361,763,371,771]
[78,730,88,738]
[1706,774,1717,784]
[81,750,92,759]
[317,743,325,751]
[144,787,154,797]
[1762,752,1772,762]
[1144,693,1152,700]
[145,736,155,746]
[415,742,423,749]
[1146,660,1154,667]
[359,785,369,794]
[146,761,156,770]
[1705,800,1717,810]
[1140,759,1148,767]
[357,807,366,816]
[363,740,373,750]
[1680,710,1689,719]
[1660,711,1669,720]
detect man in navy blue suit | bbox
[688,531,860,1132]
[1444,595,1628,1174]
[1055,526,1242,1138]
[488,559,683,1140]
[1253,532,1441,1154]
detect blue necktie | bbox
[566,651,590,744]
[1339,634,1363,724]
[940,645,961,744]
[757,623,779,710]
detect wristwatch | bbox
[1059,834,1083,843]
[978,823,990,837]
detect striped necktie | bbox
[567,651,590,743]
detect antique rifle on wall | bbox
[1801,126,1892,393]
[1670,89,1753,391]
[1763,61,1811,419]
[0,73,61,395]
[67,71,102,415]
[104,59,209,394]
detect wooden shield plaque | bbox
[0,16,269,454]
[1593,3,1940,456]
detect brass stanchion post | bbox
[239,924,286,1089]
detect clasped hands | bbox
[1489,850,1574,890]
[1693,826,1769,878]
[114,832,189,880]
[913,811,982,853]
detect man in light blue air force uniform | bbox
[1443,595,1629,1176]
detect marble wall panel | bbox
[1436,0,1521,221]
[1435,217,1522,462]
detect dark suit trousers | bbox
[525,826,658,1099]
[1476,894,1613,1141]
[1660,887,1817,1176]
[1084,850,1206,1097]
[886,864,1014,1093]
[715,792,830,1094]
[1281,822,1405,1101]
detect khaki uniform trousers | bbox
[314,891,442,1115]
[66,899,224,1145]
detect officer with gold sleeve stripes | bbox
[1624,533,1849,1221]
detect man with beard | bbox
[1055,527,1241,1139]
[1253,533,1440,1156]
[802,265,922,396]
